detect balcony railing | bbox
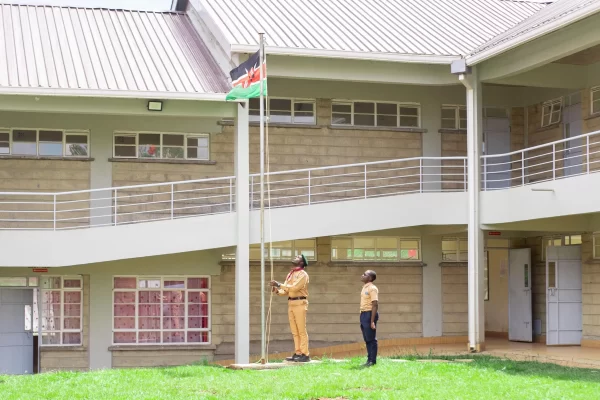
[481,129,600,190]
[0,157,467,230]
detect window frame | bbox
[442,237,468,262]
[593,233,600,259]
[331,100,421,129]
[249,97,317,125]
[112,275,211,346]
[0,128,90,158]
[113,131,210,161]
[330,236,422,262]
[591,86,600,116]
[222,239,318,262]
[541,98,562,127]
[441,105,467,130]
[38,275,84,347]
[541,234,582,261]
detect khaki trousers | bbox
[288,300,309,355]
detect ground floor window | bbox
[112,276,210,345]
[37,276,83,346]
[331,236,421,262]
[541,234,582,260]
[442,237,468,262]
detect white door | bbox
[0,288,34,375]
[508,248,533,342]
[564,104,583,177]
[484,117,511,189]
[546,245,582,345]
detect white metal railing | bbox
[481,130,600,191]
[0,157,467,230]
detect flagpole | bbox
[259,32,266,364]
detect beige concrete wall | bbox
[582,87,600,173]
[441,132,467,190]
[484,249,509,334]
[441,265,468,336]
[511,107,526,185]
[526,103,564,182]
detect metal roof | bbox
[468,0,600,61]
[198,0,546,61]
[0,4,230,98]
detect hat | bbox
[300,254,308,268]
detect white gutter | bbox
[0,87,228,102]
[466,1,600,65]
[231,44,459,65]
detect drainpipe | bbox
[453,60,486,352]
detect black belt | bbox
[288,296,307,301]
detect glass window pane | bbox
[400,116,419,127]
[163,134,184,146]
[332,103,351,113]
[459,119,467,130]
[441,108,456,119]
[270,98,291,111]
[0,132,8,141]
[377,115,397,127]
[115,146,135,157]
[139,279,161,289]
[63,279,81,288]
[139,145,159,158]
[115,135,135,145]
[293,113,315,124]
[458,108,467,119]
[41,277,61,289]
[249,98,259,110]
[139,133,160,145]
[331,114,351,125]
[12,130,37,155]
[0,142,8,154]
[65,143,88,157]
[441,119,456,129]
[13,129,36,142]
[39,130,62,142]
[269,111,292,123]
[548,261,556,288]
[0,277,27,286]
[39,143,63,156]
[354,102,375,114]
[294,102,314,112]
[163,147,184,159]
[354,114,375,126]
[400,107,419,116]
[354,237,375,248]
[28,277,39,287]
[66,135,87,144]
[377,103,397,115]
[187,136,208,147]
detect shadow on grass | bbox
[389,349,600,384]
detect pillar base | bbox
[467,342,486,352]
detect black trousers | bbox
[360,311,379,363]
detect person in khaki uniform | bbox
[269,254,310,362]
[360,270,379,367]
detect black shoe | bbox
[295,354,310,363]
[362,361,375,367]
[285,354,300,362]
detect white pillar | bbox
[234,102,250,364]
[421,235,443,337]
[460,67,485,351]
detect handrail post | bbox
[552,143,556,180]
[308,170,311,205]
[463,158,467,191]
[113,189,117,226]
[229,178,233,212]
[53,194,56,231]
[521,152,525,186]
[364,164,367,199]
[171,183,174,219]
[250,175,254,211]
[419,159,422,193]
[587,135,590,174]
[483,157,487,191]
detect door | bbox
[563,103,583,177]
[508,248,532,342]
[547,245,583,345]
[0,288,34,374]
[483,116,511,189]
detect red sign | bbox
[32,268,48,273]
[488,231,501,236]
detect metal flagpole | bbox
[259,32,266,364]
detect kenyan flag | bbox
[225,50,267,101]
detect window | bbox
[331,101,421,128]
[112,276,210,345]
[541,98,562,127]
[0,129,90,157]
[594,233,600,259]
[592,86,600,115]
[441,105,467,130]
[249,98,316,125]
[113,132,209,160]
[331,236,421,262]
[484,251,489,301]
[35,276,83,346]
[541,234,582,261]
[442,237,468,262]
[222,239,317,261]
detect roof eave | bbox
[0,87,228,102]
[231,44,460,65]
[466,2,600,66]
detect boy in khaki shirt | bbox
[360,270,379,367]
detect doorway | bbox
[0,288,35,375]
[546,245,583,345]
[508,248,533,342]
[563,92,583,177]
[483,107,511,190]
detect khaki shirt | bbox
[360,282,379,312]
[276,269,309,298]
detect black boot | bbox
[285,354,300,362]
[295,354,311,363]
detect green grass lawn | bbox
[1,356,599,400]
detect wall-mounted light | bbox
[148,100,163,111]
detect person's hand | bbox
[269,280,279,287]
[371,322,376,330]
[271,286,278,293]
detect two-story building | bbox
[2,0,600,374]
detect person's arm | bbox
[278,273,307,292]
[370,300,378,329]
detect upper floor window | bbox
[331,236,421,262]
[593,233,600,259]
[222,239,317,261]
[249,98,316,125]
[442,237,468,262]
[441,105,467,130]
[592,86,600,116]
[331,101,421,128]
[541,98,562,127]
[541,234,582,261]
[113,132,209,160]
[0,129,89,157]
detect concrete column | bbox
[89,126,113,227]
[421,235,443,337]
[234,102,250,364]
[421,102,442,192]
[460,67,485,351]
[89,274,112,369]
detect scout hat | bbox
[300,254,308,268]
